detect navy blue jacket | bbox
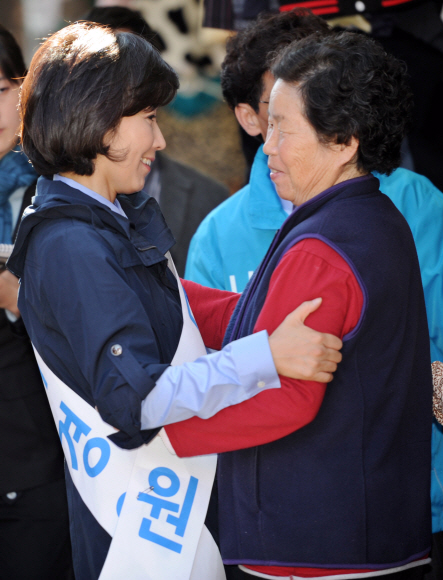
[220,175,433,569]
[8,176,183,579]
[8,177,182,445]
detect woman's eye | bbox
[0,87,8,94]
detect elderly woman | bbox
[8,23,342,580]
[164,32,433,580]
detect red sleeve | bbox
[168,239,363,457]
[181,279,239,350]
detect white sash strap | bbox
[34,253,225,580]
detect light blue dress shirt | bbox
[54,174,280,429]
[54,174,128,218]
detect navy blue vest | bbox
[220,175,432,568]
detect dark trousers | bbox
[424,531,443,580]
[0,478,73,580]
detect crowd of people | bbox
[0,4,442,580]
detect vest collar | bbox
[280,174,376,239]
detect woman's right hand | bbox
[269,297,342,383]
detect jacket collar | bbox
[248,145,288,230]
[279,173,377,241]
[8,176,176,278]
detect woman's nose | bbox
[263,129,276,156]
[154,125,166,151]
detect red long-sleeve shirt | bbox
[168,239,363,457]
[168,238,370,578]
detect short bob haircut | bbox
[221,10,330,112]
[0,24,26,84]
[84,6,166,52]
[272,31,413,175]
[20,22,179,176]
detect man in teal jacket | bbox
[184,10,443,570]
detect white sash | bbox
[34,254,225,580]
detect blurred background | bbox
[0,0,246,194]
[2,0,443,195]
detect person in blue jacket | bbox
[7,23,344,580]
[184,10,443,576]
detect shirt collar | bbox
[54,174,128,219]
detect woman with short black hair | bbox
[8,22,342,580]
[20,26,177,178]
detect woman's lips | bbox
[140,157,153,174]
[269,168,283,181]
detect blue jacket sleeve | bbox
[25,223,170,447]
[378,169,443,363]
[184,219,225,290]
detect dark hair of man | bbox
[0,25,26,84]
[220,9,330,112]
[85,6,165,52]
[20,22,179,177]
[272,31,413,175]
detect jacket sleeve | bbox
[184,218,227,290]
[165,238,363,457]
[379,170,443,364]
[28,223,172,447]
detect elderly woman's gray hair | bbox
[272,31,413,176]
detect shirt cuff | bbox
[229,330,279,394]
[5,309,18,323]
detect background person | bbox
[8,23,343,580]
[185,10,331,292]
[0,24,72,580]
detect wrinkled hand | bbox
[0,269,20,317]
[269,298,342,383]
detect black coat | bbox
[0,182,64,494]
[155,153,229,276]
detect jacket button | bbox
[6,492,17,500]
[111,344,123,356]
[257,381,266,388]
[355,0,365,10]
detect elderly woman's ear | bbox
[332,136,361,171]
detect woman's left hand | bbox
[0,269,20,317]
[269,297,343,383]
